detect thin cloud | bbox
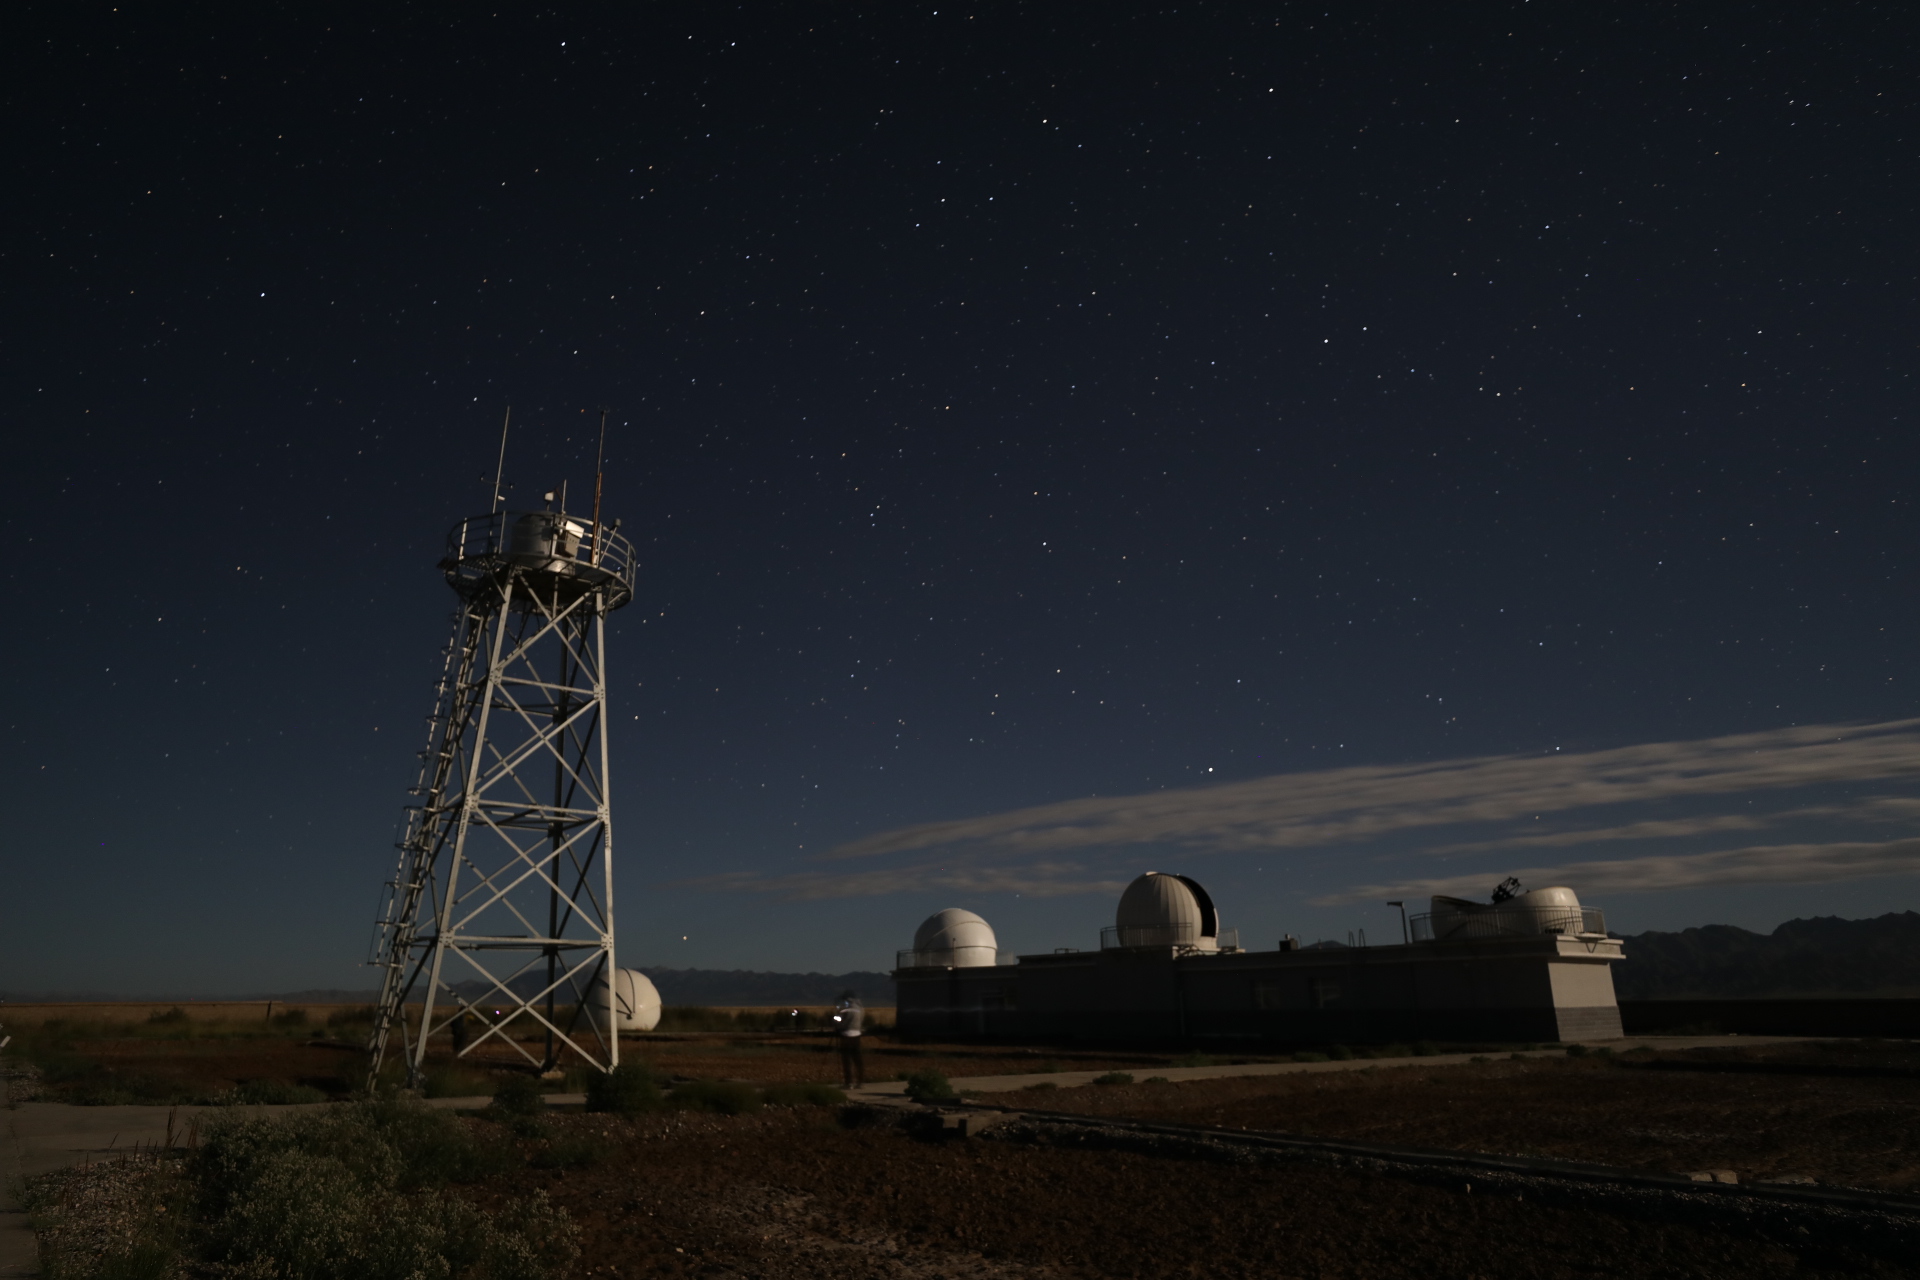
[1428,810,1801,855]
[1405,794,1920,855]
[680,861,1130,902]
[1319,837,1920,904]
[821,719,1920,863]
[688,720,1920,902]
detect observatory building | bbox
[893,873,1624,1044]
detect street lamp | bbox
[1386,901,1408,945]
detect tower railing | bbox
[442,510,638,609]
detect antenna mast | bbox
[590,407,609,565]
[490,406,512,511]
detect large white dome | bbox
[912,908,999,967]
[585,968,663,1033]
[1114,872,1219,950]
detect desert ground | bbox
[5,1005,1918,1278]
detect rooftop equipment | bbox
[1412,881,1605,943]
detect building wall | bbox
[895,936,1623,1044]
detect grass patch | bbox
[421,1065,498,1100]
[221,1079,328,1106]
[653,1006,842,1033]
[583,1063,663,1114]
[670,1080,762,1114]
[1092,1071,1135,1086]
[761,1082,846,1108]
[486,1076,547,1119]
[1142,1076,1170,1084]
[527,1129,611,1171]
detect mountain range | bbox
[1611,910,1920,1000]
[8,913,1919,1004]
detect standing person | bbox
[832,990,865,1088]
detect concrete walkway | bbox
[846,1034,1808,1099]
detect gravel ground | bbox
[20,1152,186,1279]
[970,1041,1920,1192]
[1,1061,42,1107]
[477,1105,1913,1279]
[22,1089,1918,1280]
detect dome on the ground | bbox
[912,908,999,966]
[586,968,662,1033]
[1114,872,1219,949]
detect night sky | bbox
[7,3,1919,996]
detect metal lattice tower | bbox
[366,505,636,1088]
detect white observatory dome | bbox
[1427,884,1588,942]
[1505,885,1586,933]
[1114,872,1219,950]
[912,908,999,967]
[585,968,662,1033]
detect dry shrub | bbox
[194,1097,569,1280]
[421,1065,497,1100]
[760,1082,845,1107]
[582,1062,662,1114]
[485,1076,546,1119]
[902,1069,955,1102]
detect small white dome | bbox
[1427,885,1586,941]
[912,908,999,967]
[1114,872,1219,949]
[586,968,662,1033]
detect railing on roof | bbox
[1409,905,1605,943]
[1099,924,1241,952]
[893,948,1015,969]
